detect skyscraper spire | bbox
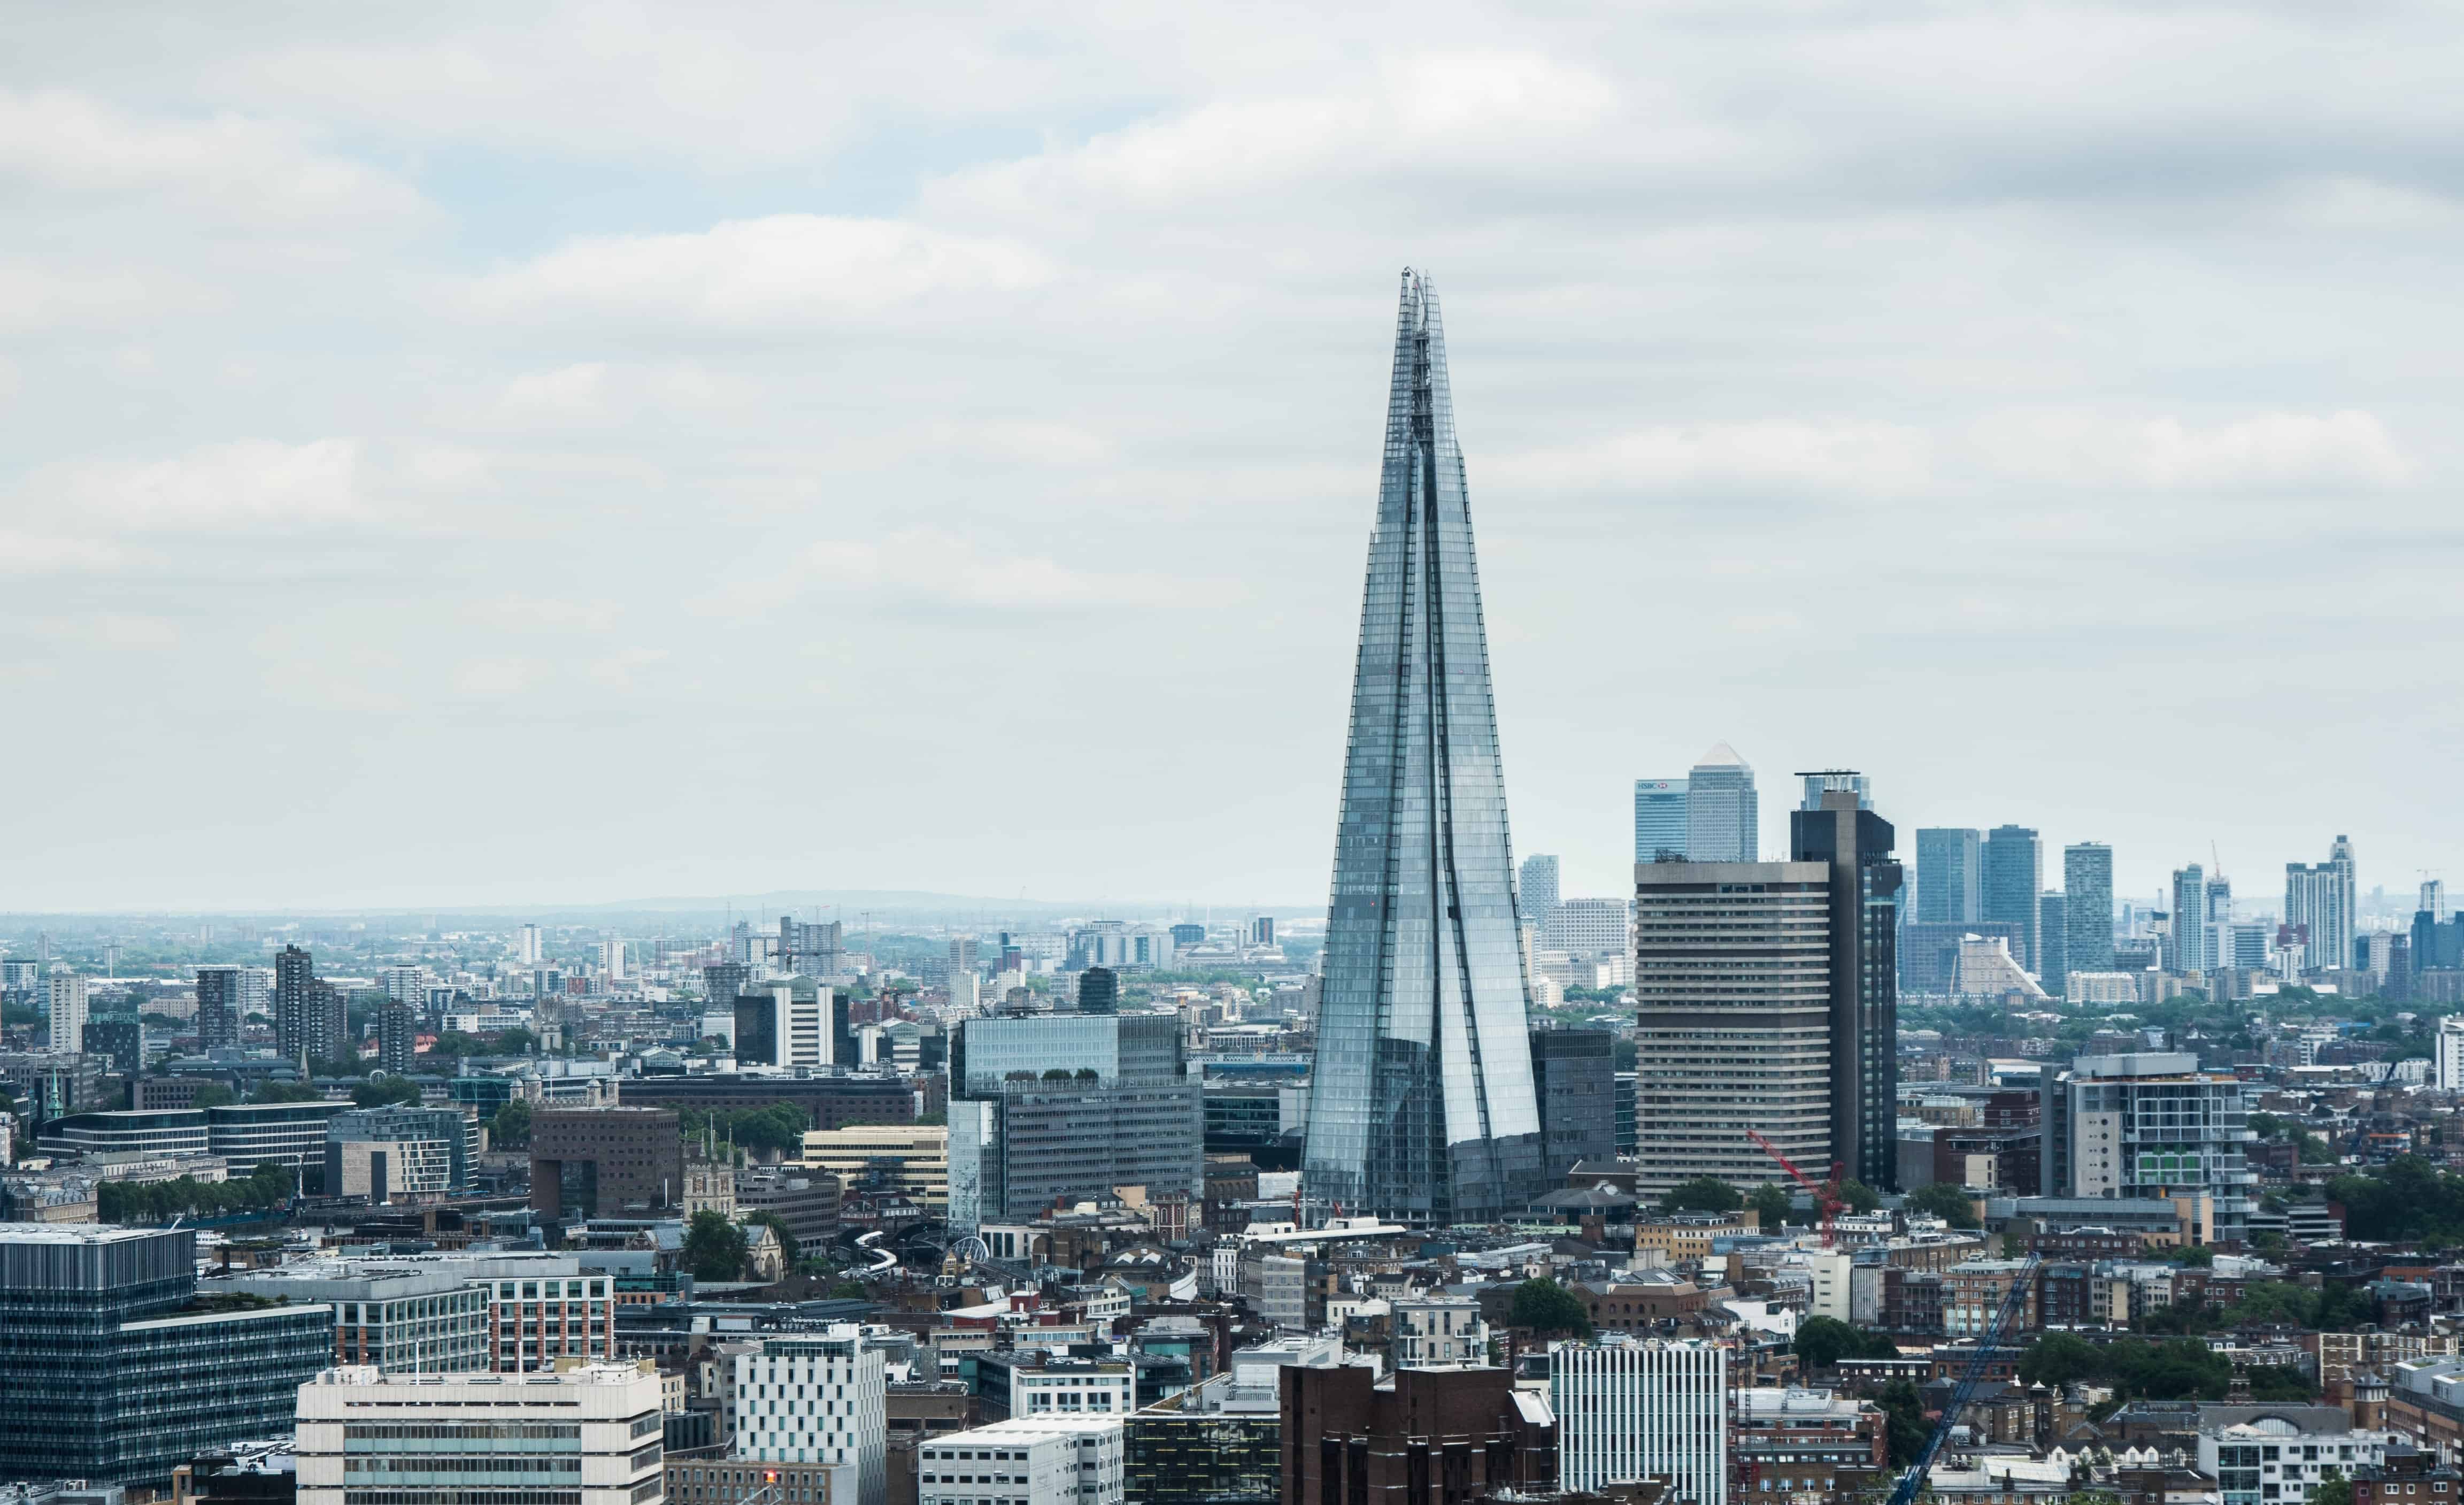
[1301,270,1543,1225]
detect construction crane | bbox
[1745,1128,1845,1247]
[1883,1252,2043,1505]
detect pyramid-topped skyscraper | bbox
[1301,270,1543,1225]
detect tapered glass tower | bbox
[1301,269,1543,1225]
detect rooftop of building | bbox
[923,1416,1127,1443]
[314,1361,655,1388]
[0,1220,176,1245]
[1731,1387,1873,1421]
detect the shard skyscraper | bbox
[1301,270,1543,1226]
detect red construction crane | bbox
[1746,1128,1846,1247]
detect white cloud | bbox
[11,439,366,532]
[1975,410,2417,492]
[469,216,1054,329]
[0,259,201,331]
[0,533,121,576]
[586,647,671,689]
[1489,421,1933,495]
[454,658,540,697]
[489,597,621,632]
[791,529,1223,614]
[0,88,424,224]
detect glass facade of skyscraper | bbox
[1302,270,1542,1225]
[1634,779,1688,863]
[2063,842,2115,976]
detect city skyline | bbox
[7,8,2464,914]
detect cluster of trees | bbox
[1000,1068,1102,1083]
[1795,1315,1902,1369]
[2136,1278,2371,1335]
[351,1076,426,1108]
[490,1099,534,1149]
[2019,1332,2313,1402]
[677,1104,810,1160]
[1903,1182,1984,1228]
[2321,1157,2464,1244]
[2249,1112,2335,1165]
[98,1161,294,1224]
[1661,1174,1882,1226]
[1508,1278,1591,1337]
[679,1208,810,1281]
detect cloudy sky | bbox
[6,3,2459,916]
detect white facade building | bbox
[2285,838,2357,977]
[295,1361,666,1505]
[1393,1297,1490,1366]
[919,1417,1123,1505]
[2200,1414,2386,1505]
[732,1327,886,1505]
[2437,1016,2464,1094]
[47,972,88,1054]
[1544,898,1631,958]
[1552,1337,1727,1505]
[519,924,544,963]
[740,984,834,1069]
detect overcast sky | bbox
[6,3,2460,916]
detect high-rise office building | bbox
[1914,829,1982,924]
[297,1362,665,1505]
[2427,879,2451,923]
[1633,859,1834,1197]
[194,966,240,1051]
[2063,843,2115,976]
[2287,836,2359,974]
[2437,1017,2464,1094]
[517,923,543,963]
[1552,1338,1727,1502]
[781,917,844,977]
[1982,826,2043,973]
[46,972,87,1056]
[1520,853,1562,926]
[1544,896,1631,957]
[1799,772,1871,811]
[1791,778,1903,1191]
[0,1225,332,1487]
[2038,892,2068,1000]
[1074,965,1119,1015]
[732,1327,887,1505]
[735,981,842,1069]
[948,1011,1200,1233]
[1299,269,1542,1225]
[1684,743,1757,862]
[1634,780,1689,863]
[1528,1027,1616,1182]
[2169,865,2210,974]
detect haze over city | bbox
[9,6,2463,913]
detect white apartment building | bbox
[1005,1360,1135,1419]
[1544,898,1631,958]
[2437,1016,2464,1094]
[519,924,544,963]
[1392,1297,1490,1366]
[741,985,834,1068]
[732,1327,887,1505]
[1552,1337,1727,1505]
[379,966,428,1002]
[2201,1414,2386,1505]
[48,973,88,1054]
[297,1362,665,1505]
[386,1251,618,1371]
[918,1416,1125,1505]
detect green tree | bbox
[732,1105,810,1158]
[828,1280,869,1300]
[1509,1278,1592,1337]
[1747,1182,1793,1230]
[1904,1182,1981,1228]
[489,1099,534,1149]
[351,1076,426,1108]
[495,1026,539,1055]
[2312,1474,2353,1505]
[681,1210,749,1281]
[746,1210,802,1265]
[1661,1176,1743,1214]
[252,1081,324,1104]
[1796,1315,1899,1369]
[2019,1332,2104,1388]
[1876,1379,1929,1467]
[189,1082,237,1109]
[1838,1179,1883,1214]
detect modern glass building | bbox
[0,1224,333,1488]
[1634,779,1688,863]
[1982,825,2043,972]
[1914,828,1982,924]
[1301,269,1542,1225]
[2063,842,2115,975]
[1683,745,1758,863]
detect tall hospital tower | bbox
[1300,270,1543,1225]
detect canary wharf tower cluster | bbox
[1300,271,1546,1224]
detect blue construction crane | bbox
[1883,1251,2043,1505]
